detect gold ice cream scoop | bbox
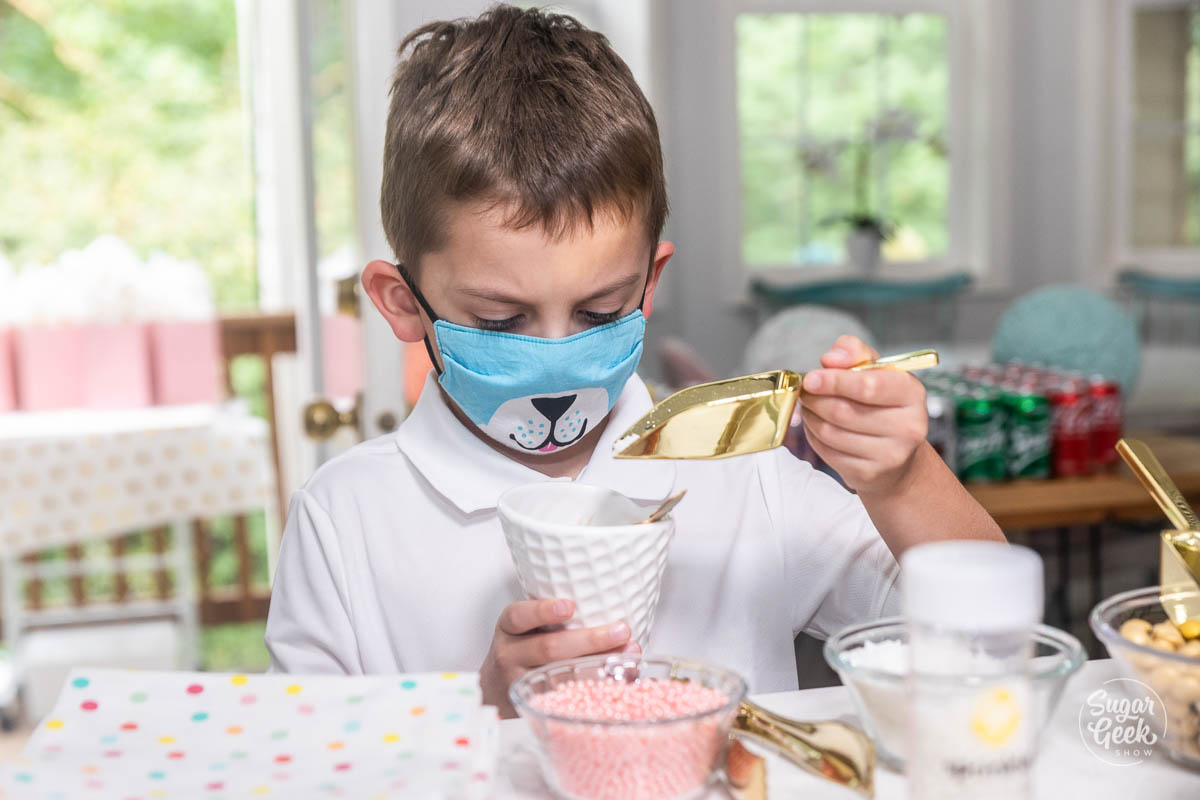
[732,700,875,796]
[1115,437,1200,625]
[614,349,939,460]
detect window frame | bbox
[718,0,999,295]
[1112,0,1200,277]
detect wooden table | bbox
[966,432,1200,530]
[964,432,1200,629]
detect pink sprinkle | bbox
[207,782,224,790]
[240,694,257,705]
[186,684,204,695]
[80,701,98,711]
[297,704,314,715]
[334,762,351,772]
[527,678,731,800]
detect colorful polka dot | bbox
[81,765,99,775]
[192,711,208,722]
[445,713,462,722]
[382,733,400,743]
[14,772,31,782]
[84,779,103,789]
[458,687,474,696]
[345,695,363,704]
[167,751,185,760]
[103,750,121,758]
[157,736,174,745]
[100,734,117,744]
[297,704,314,715]
[441,672,458,680]
[131,692,147,703]
[240,694,257,705]
[226,726,243,735]
[80,700,98,711]
[45,719,63,730]
[252,786,270,795]
[120,722,138,731]
[148,770,165,780]
[284,685,302,695]
[443,761,460,770]
[186,684,204,695]
[210,762,227,771]
[274,755,291,764]
[231,751,248,760]
[206,782,224,791]
[400,680,417,690]
[334,762,351,772]
[150,790,167,799]
[342,721,360,733]
[327,741,344,750]
[455,736,470,747]
[270,730,287,740]
[72,677,90,689]
[410,706,426,716]
[231,674,248,686]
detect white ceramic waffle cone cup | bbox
[498,483,676,647]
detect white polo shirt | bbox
[265,373,900,692]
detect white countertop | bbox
[494,659,1200,799]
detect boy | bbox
[264,5,1003,717]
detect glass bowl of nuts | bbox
[1090,585,1200,770]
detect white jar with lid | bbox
[901,541,1044,800]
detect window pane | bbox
[0,0,256,309]
[308,0,355,264]
[736,12,949,267]
[1131,4,1200,247]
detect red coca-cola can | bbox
[1088,376,1122,470]
[1047,379,1093,477]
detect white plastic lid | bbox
[901,541,1044,632]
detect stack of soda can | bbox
[922,363,1123,483]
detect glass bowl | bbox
[823,617,1085,770]
[510,654,747,800]
[1090,585,1200,770]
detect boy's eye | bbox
[474,315,523,332]
[579,309,622,326]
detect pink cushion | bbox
[149,320,221,405]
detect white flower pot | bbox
[846,229,883,274]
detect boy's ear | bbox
[640,241,674,320]
[361,260,429,343]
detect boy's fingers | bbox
[498,598,574,636]
[511,622,632,667]
[802,368,924,407]
[801,396,927,439]
[819,335,878,369]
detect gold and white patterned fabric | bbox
[0,405,275,555]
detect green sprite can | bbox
[955,388,1006,483]
[1004,389,1051,479]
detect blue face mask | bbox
[397,264,646,454]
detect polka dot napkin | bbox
[0,668,498,799]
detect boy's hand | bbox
[799,334,929,496]
[480,598,638,718]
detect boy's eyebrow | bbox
[456,271,644,305]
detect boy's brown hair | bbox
[381,4,667,268]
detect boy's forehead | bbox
[428,201,650,291]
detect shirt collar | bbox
[395,372,677,515]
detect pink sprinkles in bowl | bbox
[527,678,732,800]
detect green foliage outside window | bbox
[736,13,950,267]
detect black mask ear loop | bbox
[637,248,657,311]
[394,263,444,376]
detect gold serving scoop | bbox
[614,349,939,460]
[1115,438,1200,625]
[732,701,875,796]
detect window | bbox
[734,6,963,273]
[1120,1,1200,254]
